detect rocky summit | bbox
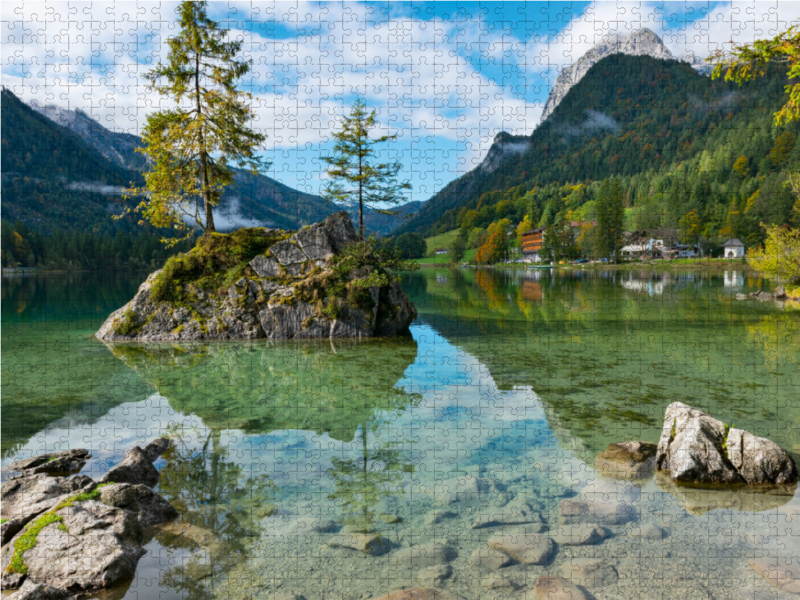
[95,212,416,342]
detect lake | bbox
[2,267,800,599]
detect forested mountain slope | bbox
[395,55,800,245]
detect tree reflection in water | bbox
[154,427,277,598]
[327,388,418,534]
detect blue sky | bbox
[3,1,798,208]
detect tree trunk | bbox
[358,153,364,239]
[196,52,215,235]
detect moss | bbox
[1,518,7,524]
[721,423,734,459]
[670,418,677,442]
[150,228,289,305]
[302,316,315,328]
[112,308,140,336]
[6,513,63,574]
[172,324,184,334]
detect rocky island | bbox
[96,212,416,342]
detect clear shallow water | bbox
[2,268,800,599]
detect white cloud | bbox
[3,1,799,191]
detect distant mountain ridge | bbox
[4,90,417,235]
[541,28,708,122]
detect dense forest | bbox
[394,55,800,251]
[1,220,194,271]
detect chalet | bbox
[521,227,545,262]
[435,248,449,255]
[621,229,680,259]
[722,238,745,258]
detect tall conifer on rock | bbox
[130,1,266,239]
[322,99,411,239]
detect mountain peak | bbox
[541,27,680,122]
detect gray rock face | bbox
[1,501,145,595]
[1,474,95,545]
[96,212,415,342]
[250,255,282,277]
[98,483,179,529]
[541,28,676,122]
[478,132,532,174]
[99,447,160,488]
[655,402,797,486]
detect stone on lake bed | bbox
[369,589,466,600]
[560,558,619,588]
[595,441,657,480]
[481,574,518,590]
[628,522,666,540]
[534,575,591,600]
[558,498,636,526]
[748,558,800,594]
[328,533,391,556]
[470,497,543,529]
[487,532,555,565]
[380,513,403,524]
[432,475,492,505]
[286,517,339,534]
[551,523,610,546]
[469,547,514,570]
[390,543,457,567]
[424,510,457,525]
[416,564,453,587]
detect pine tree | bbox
[322,99,411,239]
[132,1,267,239]
[596,178,624,262]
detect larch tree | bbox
[322,99,411,239]
[130,1,267,241]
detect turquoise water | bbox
[2,268,800,599]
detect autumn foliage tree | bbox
[475,228,507,264]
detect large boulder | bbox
[1,474,95,545]
[95,212,416,342]
[1,501,145,595]
[655,402,797,486]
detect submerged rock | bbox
[655,402,797,486]
[95,212,416,342]
[5,580,67,599]
[560,558,619,588]
[416,564,452,587]
[534,575,591,600]
[487,532,555,565]
[551,523,610,546]
[328,532,391,556]
[748,558,800,594]
[469,547,514,570]
[390,543,457,568]
[369,589,465,600]
[595,441,657,480]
